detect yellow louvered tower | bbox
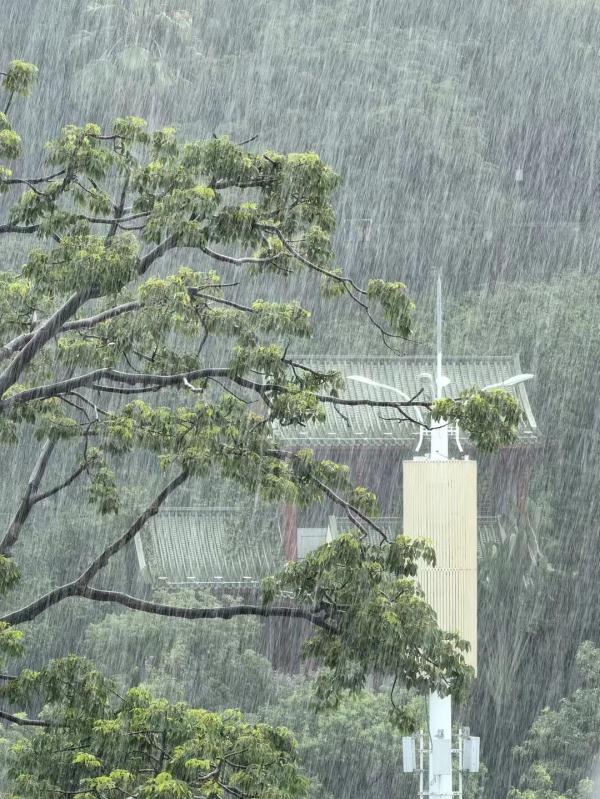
[403,459,478,672]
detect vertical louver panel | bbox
[403,460,478,671]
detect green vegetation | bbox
[1,1,600,797]
[508,642,600,799]
[0,53,518,798]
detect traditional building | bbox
[134,354,537,591]
[278,354,537,562]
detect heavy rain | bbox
[0,2,598,798]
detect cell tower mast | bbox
[403,273,479,798]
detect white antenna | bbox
[483,374,534,390]
[430,272,449,460]
[347,375,425,426]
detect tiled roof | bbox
[136,507,285,585]
[276,355,537,447]
[329,514,506,558]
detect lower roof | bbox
[135,507,285,586]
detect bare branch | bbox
[31,459,91,505]
[199,245,283,267]
[4,91,15,115]
[188,288,255,313]
[0,222,38,235]
[77,586,338,633]
[64,301,140,332]
[137,232,179,274]
[77,470,189,586]
[0,440,56,555]
[106,175,129,240]
[0,709,49,727]
[85,212,149,225]
[89,383,163,395]
[1,470,189,627]
[0,169,65,187]
[233,134,259,146]
[0,290,92,398]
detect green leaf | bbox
[0,129,22,159]
[2,61,38,96]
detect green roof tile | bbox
[136,507,285,585]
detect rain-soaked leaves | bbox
[2,3,598,798]
[2,658,310,799]
[264,531,473,714]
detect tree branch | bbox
[63,302,140,331]
[77,587,338,633]
[189,289,255,313]
[0,367,232,406]
[78,469,189,586]
[260,225,367,295]
[311,475,384,541]
[258,225,414,346]
[0,301,141,362]
[0,290,92,398]
[199,245,283,267]
[0,222,38,235]
[0,439,56,555]
[0,364,432,418]
[4,91,15,115]
[1,169,65,187]
[137,233,179,274]
[85,212,148,225]
[30,459,90,505]
[0,470,188,626]
[0,465,345,637]
[0,709,49,727]
[266,448,388,542]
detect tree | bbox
[0,61,520,795]
[266,681,423,799]
[508,641,600,799]
[1,657,310,799]
[80,590,290,712]
[62,596,419,799]
[67,0,205,121]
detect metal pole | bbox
[436,272,443,389]
[419,729,424,799]
[458,728,463,799]
[431,272,448,460]
[428,692,452,799]
[429,272,451,798]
